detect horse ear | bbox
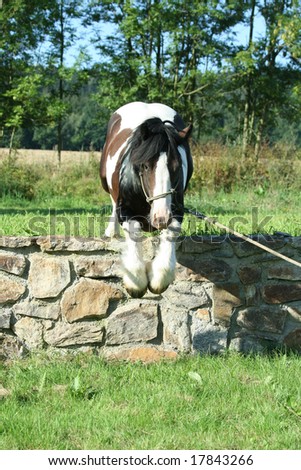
[179,123,193,140]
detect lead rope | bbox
[184,207,301,269]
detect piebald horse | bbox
[100,102,193,298]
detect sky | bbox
[64,9,267,67]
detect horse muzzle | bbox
[151,211,173,230]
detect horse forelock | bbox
[128,118,184,169]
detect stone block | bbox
[0,274,26,303]
[0,333,27,360]
[13,317,44,349]
[37,236,108,252]
[162,281,209,309]
[283,329,301,352]
[14,300,60,320]
[181,236,224,254]
[291,237,301,251]
[229,335,277,354]
[61,278,123,322]
[0,236,36,248]
[262,283,301,304]
[212,283,242,325]
[177,254,232,282]
[236,306,286,334]
[106,301,158,345]
[232,236,284,258]
[238,266,261,284]
[74,255,119,278]
[267,263,301,281]
[44,320,104,347]
[28,255,71,299]
[0,309,11,329]
[0,251,26,275]
[191,316,228,354]
[161,308,191,352]
[102,345,178,363]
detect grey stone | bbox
[229,335,276,354]
[0,251,26,275]
[262,283,301,304]
[283,329,301,352]
[44,320,104,347]
[0,274,26,303]
[267,263,301,281]
[0,236,36,248]
[236,306,287,334]
[181,236,223,254]
[13,317,44,349]
[232,236,284,258]
[37,236,108,252]
[0,308,12,329]
[106,301,158,345]
[74,255,119,278]
[191,316,228,354]
[28,254,71,298]
[212,283,242,325]
[14,300,60,320]
[162,281,209,309]
[161,308,191,352]
[61,278,124,323]
[177,254,232,282]
[238,266,261,284]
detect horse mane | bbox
[128,117,184,167]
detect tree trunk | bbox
[254,106,266,161]
[8,126,16,162]
[242,0,256,158]
[57,0,64,167]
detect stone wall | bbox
[1,234,301,361]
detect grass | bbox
[0,353,300,450]
[1,147,301,237]
[1,187,301,238]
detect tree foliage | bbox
[1,0,301,156]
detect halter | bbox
[138,169,176,204]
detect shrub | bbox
[0,158,40,199]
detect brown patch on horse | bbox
[100,113,122,193]
[108,128,132,158]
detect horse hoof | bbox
[125,286,147,298]
[147,282,169,295]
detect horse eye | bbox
[142,164,149,171]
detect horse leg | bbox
[147,219,181,294]
[104,197,120,238]
[121,220,148,298]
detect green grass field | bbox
[1,188,300,238]
[1,150,301,237]
[0,353,301,450]
[0,151,300,451]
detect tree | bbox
[228,0,301,159]
[41,0,88,164]
[0,0,52,155]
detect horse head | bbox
[130,117,193,231]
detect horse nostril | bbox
[153,215,172,230]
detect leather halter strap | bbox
[139,170,176,204]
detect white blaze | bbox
[150,152,172,228]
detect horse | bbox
[100,101,193,298]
